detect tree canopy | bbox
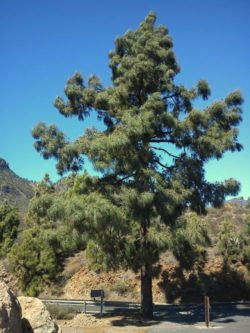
[9,175,86,296]
[32,12,243,317]
[0,201,20,257]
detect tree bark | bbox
[140,216,153,318]
[141,261,153,318]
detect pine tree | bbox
[0,201,20,257]
[9,175,86,296]
[32,12,243,317]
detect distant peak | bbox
[0,158,10,170]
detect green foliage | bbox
[66,190,131,269]
[45,304,75,320]
[32,12,243,317]
[9,226,60,296]
[242,216,250,267]
[170,212,210,270]
[86,240,105,272]
[216,219,244,265]
[111,280,134,296]
[0,201,20,257]
[9,175,86,296]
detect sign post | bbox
[91,289,104,315]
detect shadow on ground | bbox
[95,303,250,328]
[158,264,250,304]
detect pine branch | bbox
[151,146,181,159]
[100,173,135,185]
[153,159,171,170]
[163,93,179,100]
[151,130,173,138]
[116,174,135,184]
[150,139,174,143]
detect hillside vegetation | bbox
[0,161,249,303]
[59,202,250,304]
[0,158,34,215]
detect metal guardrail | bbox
[41,299,101,314]
[41,298,250,320]
[41,298,141,314]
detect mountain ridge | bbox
[0,158,34,214]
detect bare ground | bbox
[57,313,155,333]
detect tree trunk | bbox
[141,261,153,318]
[140,215,153,318]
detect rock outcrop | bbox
[0,159,9,170]
[18,296,61,333]
[0,281,22,333]
[0,157,34,215]
[0,264,18,293]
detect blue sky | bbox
[0,0,249,198]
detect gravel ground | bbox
[57,303,250,333]
[57,313,150,333]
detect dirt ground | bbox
[57,313,153,333]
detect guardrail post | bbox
[84,301,87,313]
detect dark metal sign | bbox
[90,289,104,315]
[91,289,104,298]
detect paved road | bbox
[146,303,250,333]
[44,299,250,332]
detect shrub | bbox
[216,219,243,265]
[46,304,75,320]
[111,280,134,295]
[0,202,20,257]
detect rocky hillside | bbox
[0,158,249,303]
[57,202,250,304]
[0,158,34,215]
[62,255,249,304]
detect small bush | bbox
[45,304,75,320]
[216,219,243,265]
[111,280,133,295]
[85,240,105,272]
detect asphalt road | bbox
[147,303,250,333]
[43,299,250,332]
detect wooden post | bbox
[204,296,210,328]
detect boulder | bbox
[0,281,22,333]
[18,296,61,333]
